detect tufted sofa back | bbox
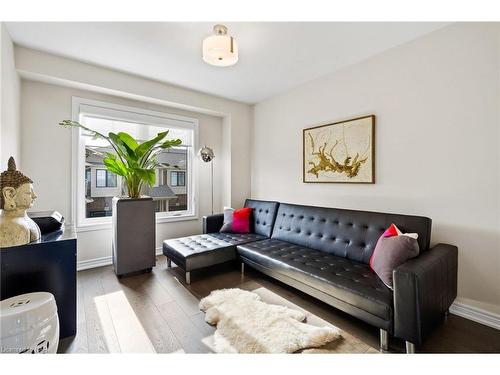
[271,203,432,264]
[244,199,280,237]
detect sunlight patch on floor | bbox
[93,293,121,353]
[94,291,155,353]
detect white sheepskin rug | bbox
[199,288,341,353]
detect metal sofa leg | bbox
[185,271,191,285]
[380,329,389,352]
[406,341,416,354]
[166,258,172,268]
[241,262,245,274]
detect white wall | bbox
[0,23,21,169]
[21,80,224,263]
[252,23,500,315]
[15,46,252,209]
[15,46,253,266]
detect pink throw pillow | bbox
[231,207,253,234]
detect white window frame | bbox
[71,97,199,232]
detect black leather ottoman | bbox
[163,232,265,284]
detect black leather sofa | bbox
[163,199,457,353]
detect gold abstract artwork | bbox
[303,115,374,183]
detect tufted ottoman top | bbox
[163,232,266,271]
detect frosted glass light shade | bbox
[202,27,238,67]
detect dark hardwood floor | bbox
[59,256,500,353]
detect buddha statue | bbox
[0,157,41,247]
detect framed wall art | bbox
[303,115,375,183]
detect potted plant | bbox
[59,120,182,276]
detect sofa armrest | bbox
[393,243,458,346]
[203,214,224,234]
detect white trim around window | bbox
[71,97,199,232]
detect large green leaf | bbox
[131,167,156,186]
[144,155,159,169]
[104,152,116,160]
[108,132,136,160]
[135,131,168,158]
[103,157,128,176]
[59,120,107,140]
[159,138,182,148]
[117,132,139,151]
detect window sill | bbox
[157,214,198,224]
[76,214,199,233]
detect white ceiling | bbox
[6,22,447,104]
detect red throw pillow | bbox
[231,207,253,233]
[382,223,401,238]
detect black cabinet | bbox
[1,229,77,339]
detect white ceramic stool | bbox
[1,292,59,354]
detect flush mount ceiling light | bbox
[202,24,238,67]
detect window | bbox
[95,169,117,188]
[171,171,185,186]
[72,97,198,230]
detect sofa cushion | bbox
[243,199,280,237]
[163,232,265,271]
[271,203,432,264]
[237,238,393,321]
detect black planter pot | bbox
[112,196,156,276]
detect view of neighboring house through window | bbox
[75,99,197,227]
[170,171,185,186]
[95,169,117,188]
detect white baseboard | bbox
[77,256,113,271]
[77,247,163,271]
[450,301,500,331]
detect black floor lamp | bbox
[198,146,215,214]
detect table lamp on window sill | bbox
[198,146,215,215]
